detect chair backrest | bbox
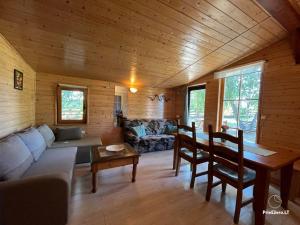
[176,121,197,155]
[208,125,244,182]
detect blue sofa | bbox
[124,119,177,153]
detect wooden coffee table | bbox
[91,143,140,193]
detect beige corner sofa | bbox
[0,125,101,225]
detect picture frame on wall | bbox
[14,69,23,90]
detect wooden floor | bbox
[69,150,300,225]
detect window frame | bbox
[56,85,88,125]
[187,84,206,113]
[219,66,264,144]
[187,84,206,130]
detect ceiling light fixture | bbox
[129,87,138,93]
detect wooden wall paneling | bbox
[0,0,287,88]
[36,73,175,144]
[127,87,175,119]
[0,34,36,138]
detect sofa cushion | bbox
[0,135,33,181]
[138,134,175,153]
[125,119,176,135]
[131,125,146,137]
[17,128,47,161]
[37,124,55,147]
[55,127,83,141]
[22,147,77,183]
[140,134,175,141]
[165,124,177,134]
[146,120,162,135]
[48,136,102,149]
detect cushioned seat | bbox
[47,137,101,164]
[181,148,209,160]
[22,147,77,183]
[48,136,101,149]
[213,163,256,183]
[141,134,174,141]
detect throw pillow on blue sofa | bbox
[131,125,146,137]
[165,124,177,134]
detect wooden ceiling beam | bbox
[291,28,300,64]
[256,0,300,63]
[256,0,300,32]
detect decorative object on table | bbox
[148,94,171,102]
[220,124,229,142]
[14,69,23,90]
[106,144,125,152]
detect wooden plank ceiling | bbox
[289,0,300,15]
[0,0,287,88]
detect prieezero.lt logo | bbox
[262,194,289,215]
[268,194,282,209]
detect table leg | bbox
[280,163,293,209]
[254,167,270,225]
[132,163,137,182]
[132,157,138,182]
[92,171,97,193]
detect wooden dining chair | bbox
[175,122,209,188]
[206,125,256,224]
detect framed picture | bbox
[14,69,23,90]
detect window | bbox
[219,62,263,143]
[114,95,122,115]
[188,85,206,131]
[57,85,88,124]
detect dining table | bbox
[172,132,300,225]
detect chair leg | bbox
[175,155,181,176]
[234,189,243,224]
[206,170,213,201]
[252,184,256,210]
[222,182,227,193]
[190,163,193,172]
[172,139,178,170]
[190,163,197,188]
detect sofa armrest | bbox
[125,131,139,142]
[124,132,140,146]
[0,174,69,225]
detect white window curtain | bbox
[214,61,265,79]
